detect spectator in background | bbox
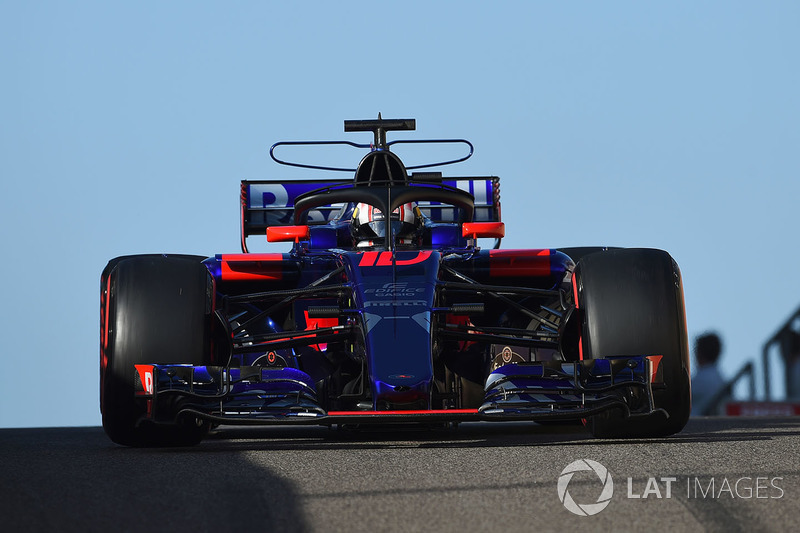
[691,332,728,416]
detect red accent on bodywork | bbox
[134,365,155,396]
[377,250,432,266]
[446,314,477,351]
[462,221,505,239]
[576,268,585,425]
[247,333,318,348]
[488,249,551,277]
[100,275,112,410]
[220,254,284,281]
[304,310,338,351]
[375,252,394,267]
[359,251,380,267]
[572,272,583,360]
[102,276,111,364]
[327,409,480,416]
[266,225,309,243]
[572,271,580,310]
[360,251,433,267]
[648,355,663,383]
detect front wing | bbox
[133,356,665,427]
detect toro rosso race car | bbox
[100,117,691,446]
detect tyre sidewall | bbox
[576,248,691,438]
[101,255,212,446]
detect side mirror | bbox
[462,222,505,240]
[267,225,310,243]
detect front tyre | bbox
[100,255,213,446]
[574,248,691,438]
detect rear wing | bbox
[240,177,501,250]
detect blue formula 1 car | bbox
[100,117,691,446]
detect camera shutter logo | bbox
[557,459,614,516]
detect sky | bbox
[1,1,799,428]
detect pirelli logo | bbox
[365,300,428,307]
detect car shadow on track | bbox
[197,416,800,452]
[0,427,310,532]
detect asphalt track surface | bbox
[2,417,798,532]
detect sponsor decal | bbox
[364,282,427,298]
[491,346,527,370]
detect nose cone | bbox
[374,378,431,410]
[342,249,441,411]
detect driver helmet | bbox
[352,202,421,247]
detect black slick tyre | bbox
[100,255,213,447]
[574,248,691,438]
